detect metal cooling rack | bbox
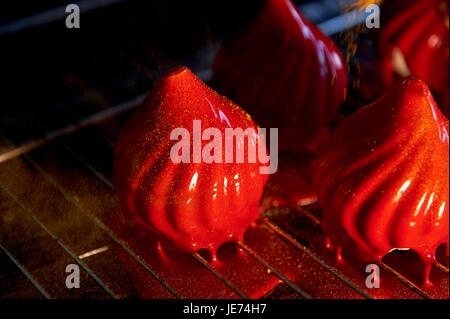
[0,0,448,299]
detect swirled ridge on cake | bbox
[314,77,449,282]
[379,0,449,117]
[212,0,348,153]
[113,66,269,255]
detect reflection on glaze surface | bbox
[113,66,268,254]
[212,0,347,154]
[379,0,449,117]
[314,78,449,283]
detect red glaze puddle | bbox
[109,123,448,299]
[108,206,364,298]
[109,206,280,299]
[109,156,448,299]
[268,181,448,298]
[262,151,448,299]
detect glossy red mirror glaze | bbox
[212,0,348,154]
[378,0,449,117]
[314,77,449,282]
[113,66,269,255]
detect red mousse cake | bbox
[213,0,348,153]
[314,77,449,282]
[113,66,269,255]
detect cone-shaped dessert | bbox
[314,77,449,282]
[378,0,449,117]
[212,0,348,154]
[113,66,269,255]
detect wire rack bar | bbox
[0,94,146,164]
[235,240,312,299]
[192,252,249,299]
[1,0,364,36]
[434,262,449,275]
[0,68,212,165]
[64,144,114,189]
[63,141,258,299]
[1,132,183,298]
[21,153,182,299]
[265,184,321,225]
[0,0,130,35]
[64,131,369,300]
[1,98,447,299]
[317,9,369,36]
[0,241,51,299]
[61,137,313,299]
[259,217,373,299]
[0,183,118,299]
[0,1,447,298]
[62,139,329,299]
[264,184,445,297]
[378,261,431,299]
[64,131,447,299]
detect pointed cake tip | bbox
[398,76,432,96]
[155,66,204,101]
[372,76,445,125]
[166,65,191,78]
[160,66,194,86]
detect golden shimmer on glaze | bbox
[212,0,348,154]
[113,66,268,256]
[378,0,449,117]
[314,77,449,283]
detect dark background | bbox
[0,0,271,143]
[1,0,264,114]
[0,0,347,145]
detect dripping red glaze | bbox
[314,77,449,283]
[212,0,348,154]
[113,66,268,255]
[377,0,449,117]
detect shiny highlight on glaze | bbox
[314,77,449,283]
[379,0,449,117]
[212,0,348,153]
[113,66,268,255]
